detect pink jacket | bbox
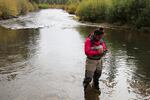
[84,37,107,57]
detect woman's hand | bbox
[97,47,103,54]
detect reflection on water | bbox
[0,26,40,75]
[84,84,100,100]
[0,9,150,100]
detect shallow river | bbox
[0,9,150,100]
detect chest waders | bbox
[83,36,103,91]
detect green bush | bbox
[32,2,39,10]
[127,0,150,28]
[38,4,49,9]
[76,0,150,28]
[76,0,107,22]
[17,0,29,15]
[106,0,138,24]
[28,2,34,11]
[66,0,80,14]
[108,0,150,27]
[66,3,78,14]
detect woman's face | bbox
[94,34,103,41]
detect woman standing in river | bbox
[83,27,107,92]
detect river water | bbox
[0,9,150,100]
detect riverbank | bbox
[73,16,150,33]
[67,0,150,32]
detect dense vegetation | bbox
[0,0,38,19]
[36,0,76,9]
[76,0,150,28]
[65,0,81,14]
[33,0,68,4]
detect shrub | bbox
[32,2,39,10]
[17,0,29,15]
[66,3,78,14]
[106,0,131,24]
[0,11,2,17]
[66,0,80,14]
[28,2,34,11]
[76,0,107,22]
[38,3,49,9]
[0,0,39,19]
[0,0,19,18]
[135,1,150,28]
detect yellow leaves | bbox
[28,2,34,12]
[0,0,38,19]
[67,3,78,14]
[0,0,18,17]
[17,0,29,15]
[0,11,2,17]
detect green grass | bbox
[38,4,50,9]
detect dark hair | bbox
[99,27,104,31]
[94,29,103,35]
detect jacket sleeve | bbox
[84,38,100,56]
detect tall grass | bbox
[49,4,66,9]
[66,3,78,14]
[76,0,108,22]
[106,0,150,28]
[130,0,150,28]
[76,0,150,28]
[66,0,80,14]
[38,3,50,9]
[18,0,29,15]
[0,0,18,18]
[0,0,38,19]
